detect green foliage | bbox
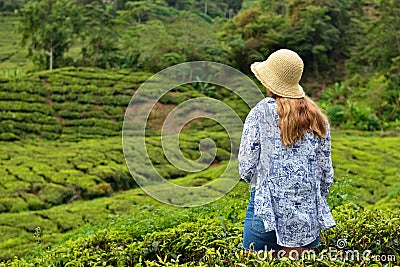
[346,101,380,131]
[38,184,75,206]
[325,204,400,256]
[326,175,357,209]
[345,0,400,75]
[0,183,399,266]
[0,197,29,213]
[219,8,287,71]
[79,1,119,69]
[0,0,25,12]
[220,0,355,82]
[315,0,400,130]
[326,104,346,127]
[286,3,341,77]
[0,15,33,74]
[320,75,398,131]
[192,81,219,98]
[19,0,83,70]
[163,0,242,18]
[118,12,226,72]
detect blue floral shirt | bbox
[238,97,336,247]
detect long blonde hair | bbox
[271,93,327,146]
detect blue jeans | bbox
[243,191,320,251]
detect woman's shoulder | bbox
[252,97,277,116]
[254,97,276,110]
[246,97,277,122]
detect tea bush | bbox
[0,67,250,141]
[0,66,399,265]
[0,183,398,266]
[0,67,153,140]
[331,132,400,207]
[0,130,234,213]
[0,130,399,260]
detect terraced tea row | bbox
[0,67,250,141]
[1,181,399,265]
[331,132,400,208]
[0,67,151,140]
[1,131,399,214]
[0,131,232,214]
[0,132,399,260]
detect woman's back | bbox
[239,49,336,251]
[239,97,335,247]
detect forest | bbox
[0,0,399,266]
[1,0,398,131]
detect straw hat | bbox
[251,49,305,98]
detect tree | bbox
[345,0,400,123]
[219,8,287,72]
[113,0,129,11]
[117,1,157,24]
[80,1,119,68]
[286,2,341,77]
[119,19,174,70]
[175,0,195,10]
[166,12,226,63]
[346,0,400,74]
[20,0,83,70]
[256,0,289,15]
[0,0,26,12]
[118,11,226,71]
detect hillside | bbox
[0,68,399,264]
[0,67,151,140]
[0,66,238,208]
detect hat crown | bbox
[250,49,305,98]
[265,49,304,85]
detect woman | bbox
[238,49,336,258]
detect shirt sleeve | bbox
[238,106,262,183]
[317,122,334,198]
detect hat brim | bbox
[251,62,305,98]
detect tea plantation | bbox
[0,67,152,140]
[0,183,399,266]
[0,68,399,266]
